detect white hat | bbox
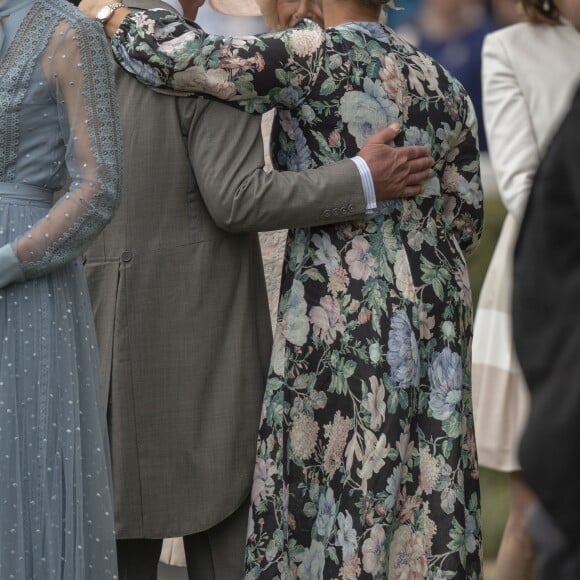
[208,0,262,16]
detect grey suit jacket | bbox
[85,0,366,538]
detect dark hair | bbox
[520,0,561,24]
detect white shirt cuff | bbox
[0,243,25,289]
[351,156,377,214]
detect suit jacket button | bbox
[121,250,133,262]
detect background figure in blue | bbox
[395,0,497,151]
[384,0,420,27]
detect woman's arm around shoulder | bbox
[79,0,326,115]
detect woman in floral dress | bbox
[82,0,483,576]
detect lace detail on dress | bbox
[1,0,122,280]
[0,2,47,182]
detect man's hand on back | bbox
[359,124,435,201]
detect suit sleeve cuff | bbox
[351,156,377,214]
[0,243,25,289]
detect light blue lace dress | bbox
[0,0,121,577]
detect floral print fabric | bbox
[113,13,484,579]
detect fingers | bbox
[402,184,425,197]
[406,167,434,186]
[407,155,435,173]
[363,122,401,145]
[402,146,432,161]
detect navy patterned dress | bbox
[112,12,483,579]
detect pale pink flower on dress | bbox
[396,427,415,465]
[419,306,435,340]
[362,376,386,430]
[133,12,158,34]
[388,525,428,580]
[329,130,342,148]
[419,447,439,495]
[309,295,347,345]
[454,260,472,308]
[422,502,438,545]
[253,52,266,72]
[443,194,457,226]
[348,298,361,315]
[357,431,389,483]
[251,458,278,505]
[289,28,325,58]
[357,309,372,325]
[442,165,461,193]
[173,66,237,100]
[394,249,417,302]
[362,524,386,576]
[323,411,351,478]
[290,413,319,461]
[328,267,349,296]
[379,54,412,121]
[398,492,421,524]
[345,236,375,281]
[339,555,362,580]
[338,223,354,240]
[407,65,426,97]
[218,48,261,73]
[409,53,440,94]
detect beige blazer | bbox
[84,0,367,539]
[472,22,580,471]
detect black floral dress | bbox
[112,13,484,579]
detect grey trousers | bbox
[117,499,249,580]
[529,502,580,580]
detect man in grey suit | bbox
[80,0,434,578]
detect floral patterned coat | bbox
[112,13,484,579]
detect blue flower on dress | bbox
[386,311,419,389]
[285,279,310,347]
[465,513,478,553]
[339,78,400,147]
[277,86,303,109]
[286,119,312,172]
[342,22,390,43]
[385,463,403,510]
[315,487,337,540]
[428,347,462,421]
[404,126,432,148]
[312,231,341,274]
[297,540,326,579]
[115,43,164,87]
[336,511,357,560]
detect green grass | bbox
[467,195,507,309]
